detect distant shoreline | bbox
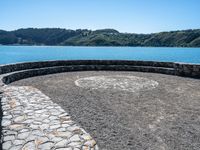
[0,45,199,48]
[0,28,199,47]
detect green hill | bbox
[0,28,200,47]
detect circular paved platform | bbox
[11,71,200,150]
[75,75,158,92]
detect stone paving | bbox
[75,75,159,92]
[0,85,98,150]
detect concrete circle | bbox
[75,75,159,92]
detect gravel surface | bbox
[11,71,200,150]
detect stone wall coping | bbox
[0,60,197,67]
[0,60,200,69]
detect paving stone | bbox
[67,126,81,132]
[50,120,61,125]
[22,141,36,150]
[82,146,90,150]
[23,119,33,124]
[59,113,69,117]
[50,124,61,130]
[25,134,38,142]
[1,119,11,126]
[35,109,47,114]
[24,109,33,113]
[56,148,72,150]
[51,137,63,142]
[53,131,73,138]
[39,114,49,119]
[29,124,39,129]
[70,134,81,142]
[68,141,82,147]
[38,141,54,149]
[17,131,30,139]
[3,130,17,135]
[49,116,58,120]
[2,141,12,149]
[62,120,74,125]
[84,140,97,147]
[9,124,25,130]
[13,139,25,145]
[3,135,15,141]
[32,130,44,136]
[10,145,23,150]
[1,85,98,149]
[35,137,49,145]
[43,119,51,123]
[55,139,69,147]
[3,115,12,119]
[61,123,70,128]
[56,127,66,132]
[81,134,92,141]
[19,128,29,133]
[14,115,26,122]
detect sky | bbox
[0,0,200,33]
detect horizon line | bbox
[1,27,200,35]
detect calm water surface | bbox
[0,46,200,64]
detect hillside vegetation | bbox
[0,28,200,47]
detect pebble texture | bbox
[11,71,200,150]
[75,75,158,92]
[1,85,98,150]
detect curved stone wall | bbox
[0,60,200,84]
[0,60,175,75]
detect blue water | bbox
[0,46,200,64]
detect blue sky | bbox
[0,0,200,33]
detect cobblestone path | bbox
[1,86,98,150]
